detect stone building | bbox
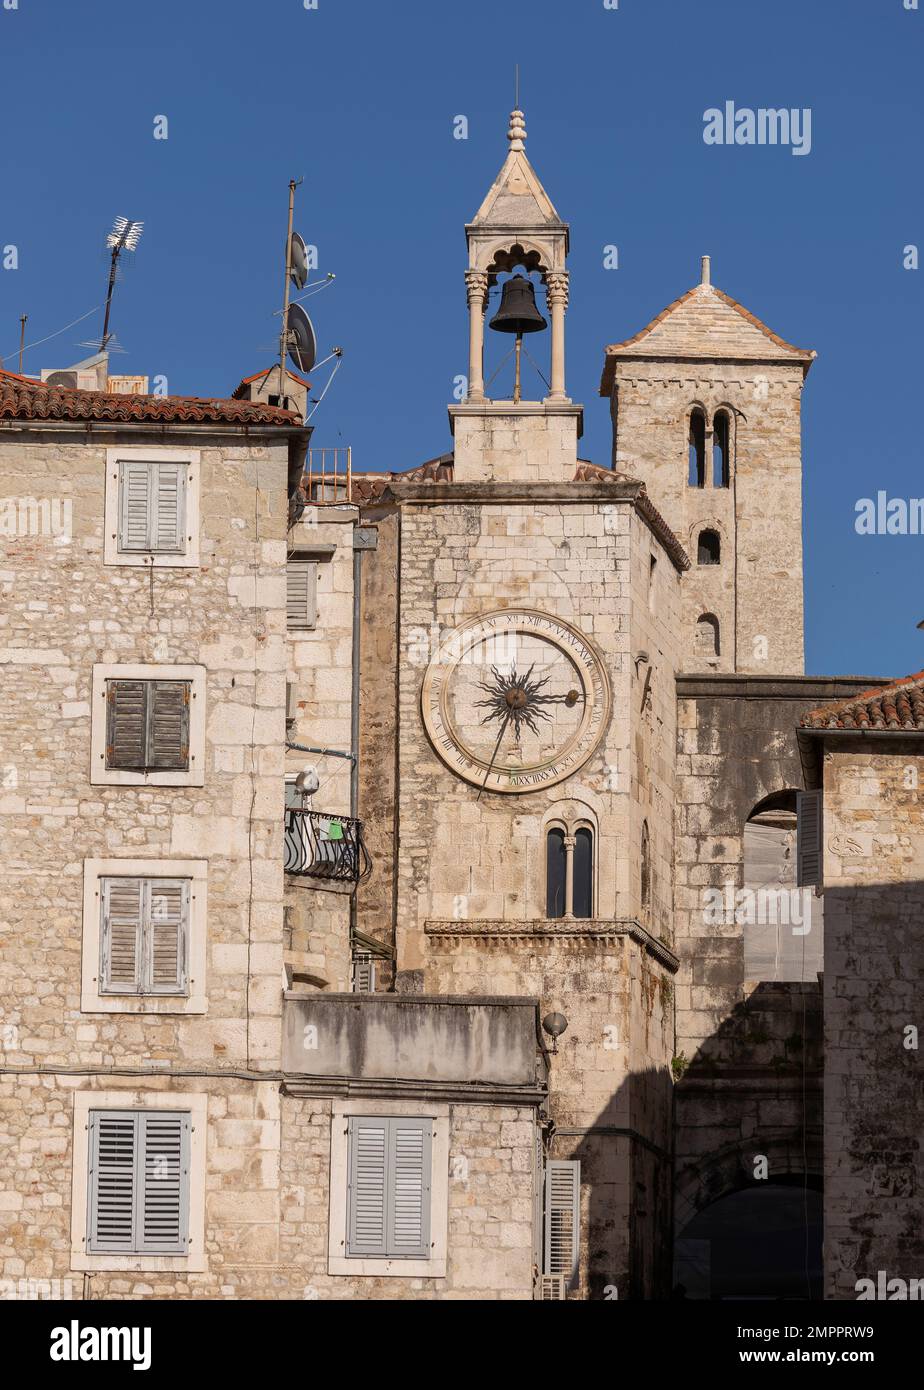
[1,107,920,1302]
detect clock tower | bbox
[367,109,686,1297]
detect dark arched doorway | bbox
[674,1178,823,1299]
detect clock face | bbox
[420,609,611,794]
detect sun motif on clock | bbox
[420,609,611,794]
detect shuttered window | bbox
[796,789,823,888]
[100,877,189,996]
[286,560,318,630]
[544,1159,581,1290]
[87,1110,190,1255]
[106,680,190,771]
[346,1116,432,1259]
[118,460,187,554]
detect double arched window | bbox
[546,823,594,920]
[687,408,731,489]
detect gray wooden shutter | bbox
[796,789,823,888]
[388,1119,431,1259]
[151,463,186,553]
[106,680,148,770]
[286,561,318,630]
[139,1112,189,1254]
[544,1159,581,1289]
[87,1111,137,1251]
[346,1117,388,1256]
[100,877,144,994]
[351,955,375,993]
[146,879,189,995]
[119,460,186,553]
[146,681,190,770]
[119,461,153,552]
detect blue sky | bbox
[1,0,922,677]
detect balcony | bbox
[284,808,371,883]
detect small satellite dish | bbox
[289,232,309,291]
[286,302,316,374]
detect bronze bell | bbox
[488,275,548,335]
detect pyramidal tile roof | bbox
[599,268,815,394]
[800,672,924,731]
[0,368,300,427]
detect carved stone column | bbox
[545,270,570,403]
[563,833,576,919]
[464,270,489,402]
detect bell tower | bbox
[450,109,583,483]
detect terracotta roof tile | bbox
[0,368,299,427]
[800,671,924,731]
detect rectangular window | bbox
[86,1110,190,1256]
[286,560,318,630]
[99,877,189,996]
[118,460,187,554]
[105,679,190,772]
[345,1117,431,1260]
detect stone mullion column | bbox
[545,271,570,403]
[563,833,576,919]
[465,270,489,403]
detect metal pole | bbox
[18,316,27,374]
[280,180,297,407]
[99,249,120,352]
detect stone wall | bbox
[820,745,924,1298]
[278,1096,537,1299]
[671,677,884,1240]
[0,425,290,1293]
[609,361,805,674]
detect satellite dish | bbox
[289,232,309,291]
[286,302,317,374]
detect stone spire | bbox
[507,108,526,152]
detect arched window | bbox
[546,823,594,919]
[688,409,706,488]
[695,613,720,658]
[743,791,823,982]
[573,827,594,919]
[546,827,567,918]
[697,529,721,565]
[640,820,651,915]
[712,410,730,488]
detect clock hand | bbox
[476,709,511,801]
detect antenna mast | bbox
[18,315,27,374]
[279,179,303,406]
[99,217,143,353]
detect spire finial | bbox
[701,254,711,286]
[508,106,526,152]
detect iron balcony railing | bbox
[284,808,371,883]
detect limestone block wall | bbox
[423,929,673,1297]
[0,429,289,1073]
[628,510,681,946]
[610,361,805,674]
[284,508,356,990]
[821,746,924,1298]
[285,506,355,817]
[670,678,878,1236]
[278,1097,537,1299]
[395,495,648,971]
[0,1074,285,1298]
[449,405,581,484]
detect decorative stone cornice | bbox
[425,917,679,972]
[282,1075,548,1107]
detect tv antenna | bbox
[280,179,317,398]
[99,216,143,352]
